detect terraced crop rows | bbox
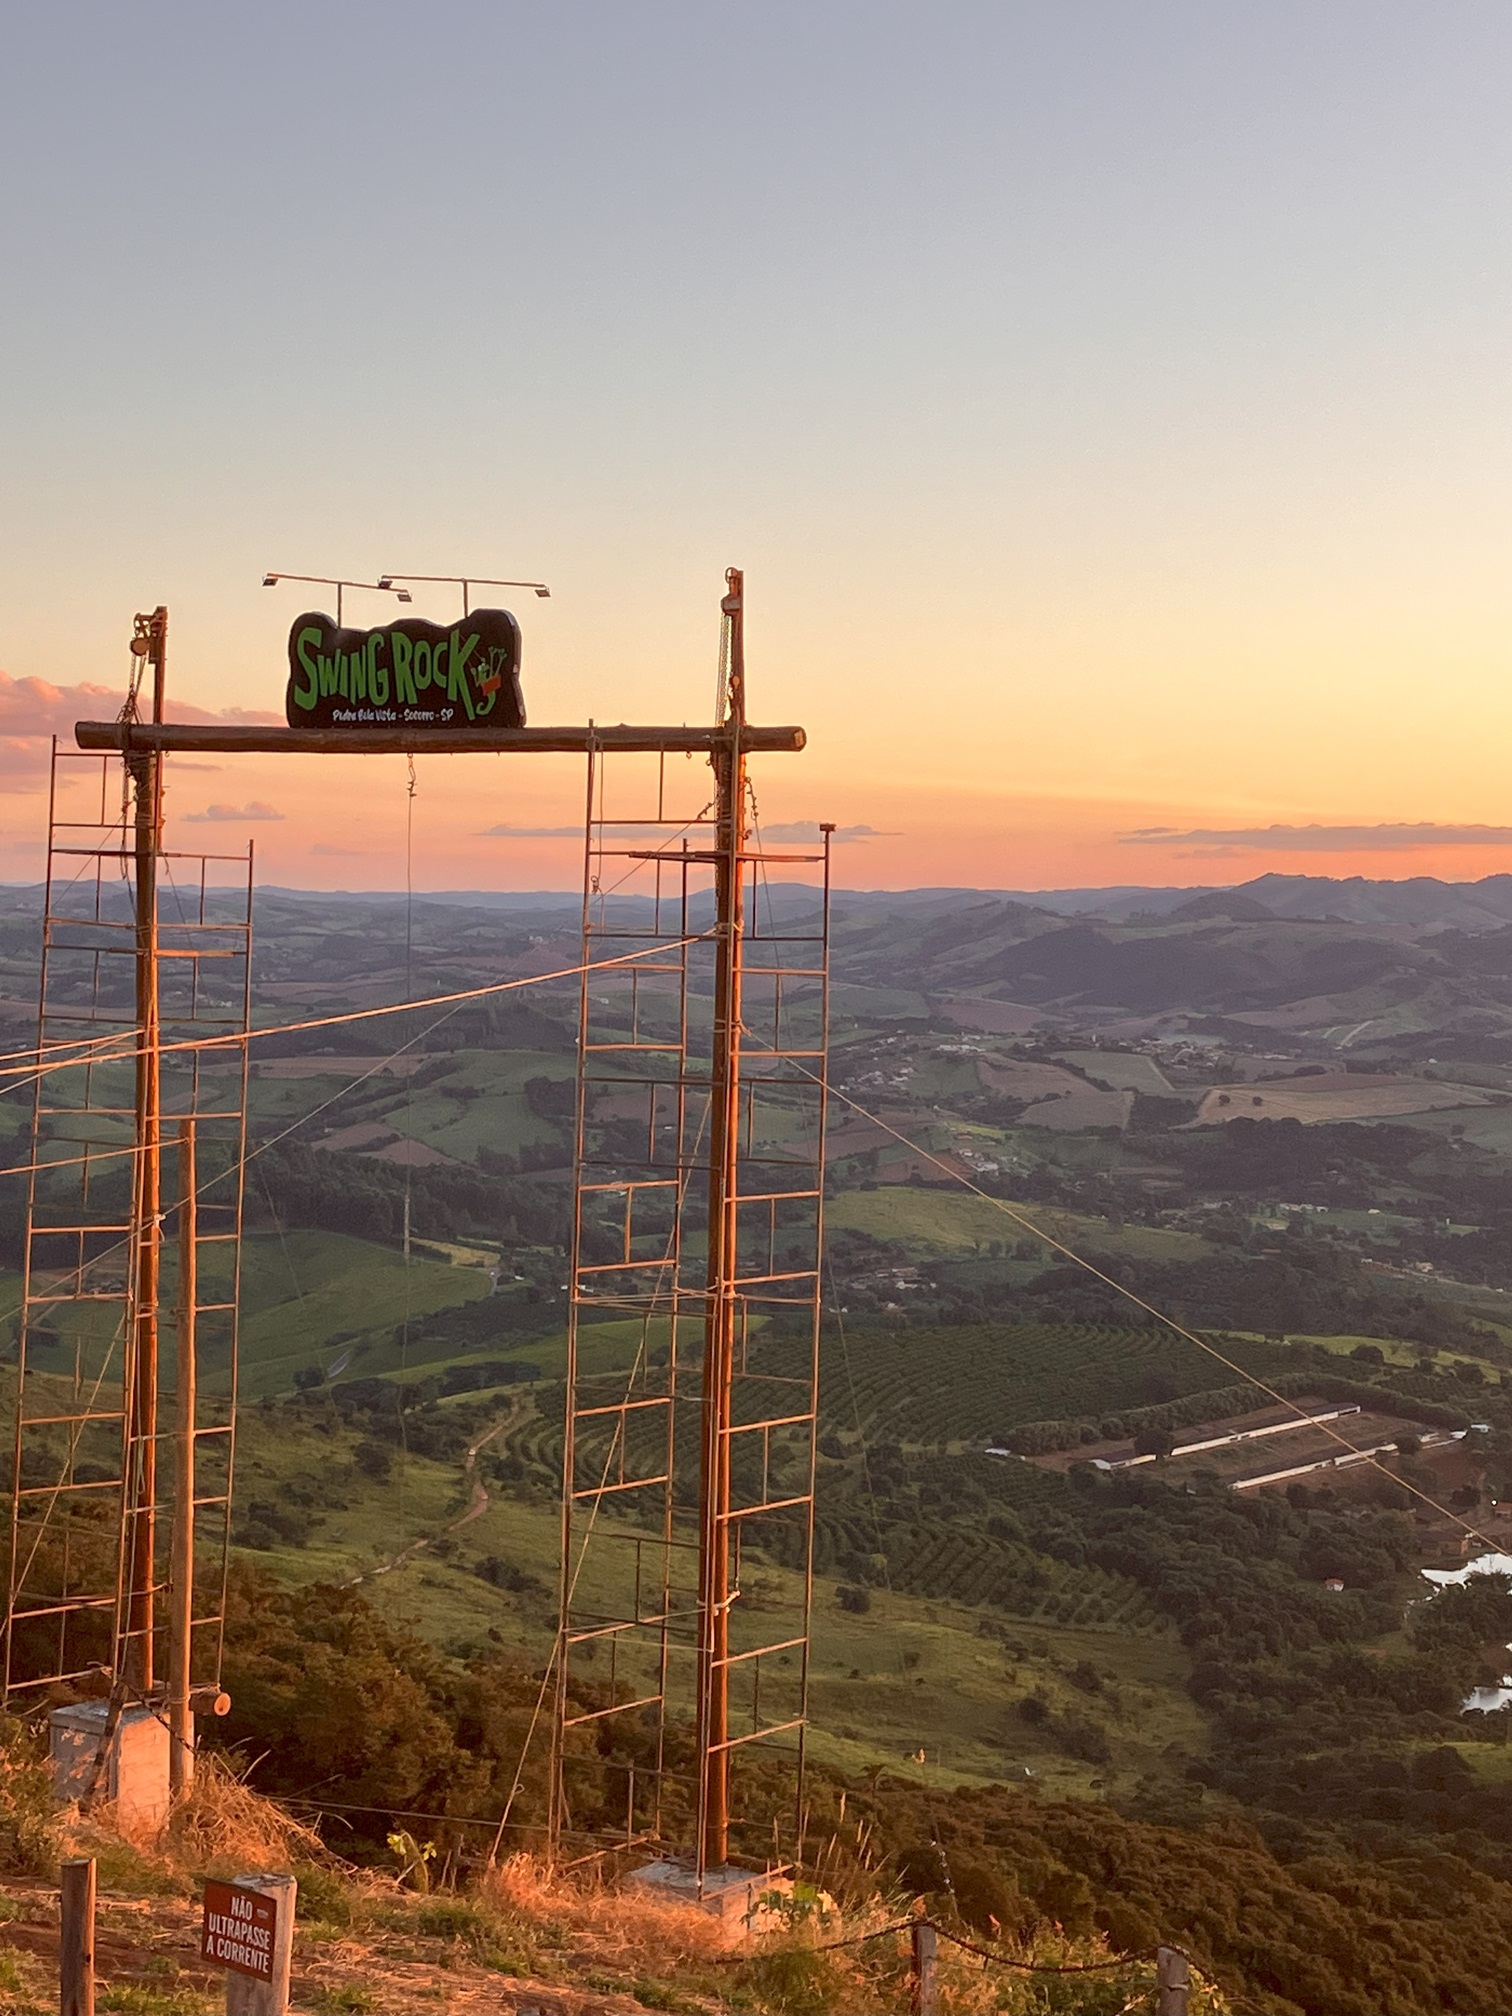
[814,1321,1235,1449]
[880,1522,1161,1632]
[492,1377,1161,1631]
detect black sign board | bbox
[285,609,525,730]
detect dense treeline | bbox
[940,1241,1503,1352]
[248,1138,569,1250]
[1024,1471,1512,1869]
[869,1780,1512,2016]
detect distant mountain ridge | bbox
[244,873,1512,932]
[995,874,1512,930]
[11,871,1512,1052]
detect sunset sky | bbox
[1,3,1509,892]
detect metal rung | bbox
[571,1473,671,1501]
[725,1410,815,1435]
[17,1411,125,1429]
[14,1478,121,1499]
[725,1493,812,1520]
[562,1691,664,1728]
[714,1636,808,1670]
[574,1396,672,1420]
[6,1594,117,1620]
[710,1718,805,1755]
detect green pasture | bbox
[1055,1050,1175,1095]
[238,1229,491,1396]
[242,1231,732,1400]
[829,982,930,1021]
[826,1185,1207,1263]
[246,1046,578,1163]
[1384,1105,1512,1156]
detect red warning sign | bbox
[200,1879,276,1981]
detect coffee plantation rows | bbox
[810,1319,1285,1449]
[478,1388,1162,1632]
[475,1319,1276,1486]
[816,1509,1163,1631]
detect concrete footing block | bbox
[50,1701,171,1837]
[625,1859,798,1946]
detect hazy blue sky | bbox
[1,3,1508,886]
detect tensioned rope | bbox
[0,941,709,1171]
[803,1068,1502,1555]
[5,948,699,1344]
[0,936,710,1093]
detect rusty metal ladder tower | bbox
[4,611,251,1792]
[550,572,831,1881]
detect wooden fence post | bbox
[59,1857,96,2016]
[224,1873,296,2016]
[910,1917,939,2016]
[1157,1944,1191,2016]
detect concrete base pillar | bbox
[50,1701,171,1837]
[625,1859,799,1946]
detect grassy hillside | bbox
[231,1391,1206,1808]
[238,1230,494,1397]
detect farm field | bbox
[1193,1074,1487,1125]
[1056,1049,1176,1094]
[1022,1084,1132,1131]
[238,1230,493,1396]
[246,1046,577,1163]
[1285,1327,1512,1384]
[825,1186,1208,1264]
[1389,1103,1512,1156]
[939,996,1045,1034]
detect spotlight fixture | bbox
[261,573,411,624]
[377,573,551,616]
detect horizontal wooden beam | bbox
[74,721,805,757]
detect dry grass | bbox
[484,1854,731,1972]
[161,1753,331,1875]
[55,1753,340,1897]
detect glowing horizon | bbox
[1,7,1508,897]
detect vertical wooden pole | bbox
[696,569,746,1880]
[59,1856,96,2016]
[1157,1944,1191,2016]
[909,1918,938,2016]
[224,1874,296,2016]
[124,608,166,1699]
[168,1118,196,1798]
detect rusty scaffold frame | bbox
[5,610,252,1798]
[9,569,822,1883]
[549,575,830,1882]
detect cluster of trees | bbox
[990,1242,1502,1354]
[870,1779,1512,2015]
[249,1138,569,1251]
[280,1375,510,1466]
